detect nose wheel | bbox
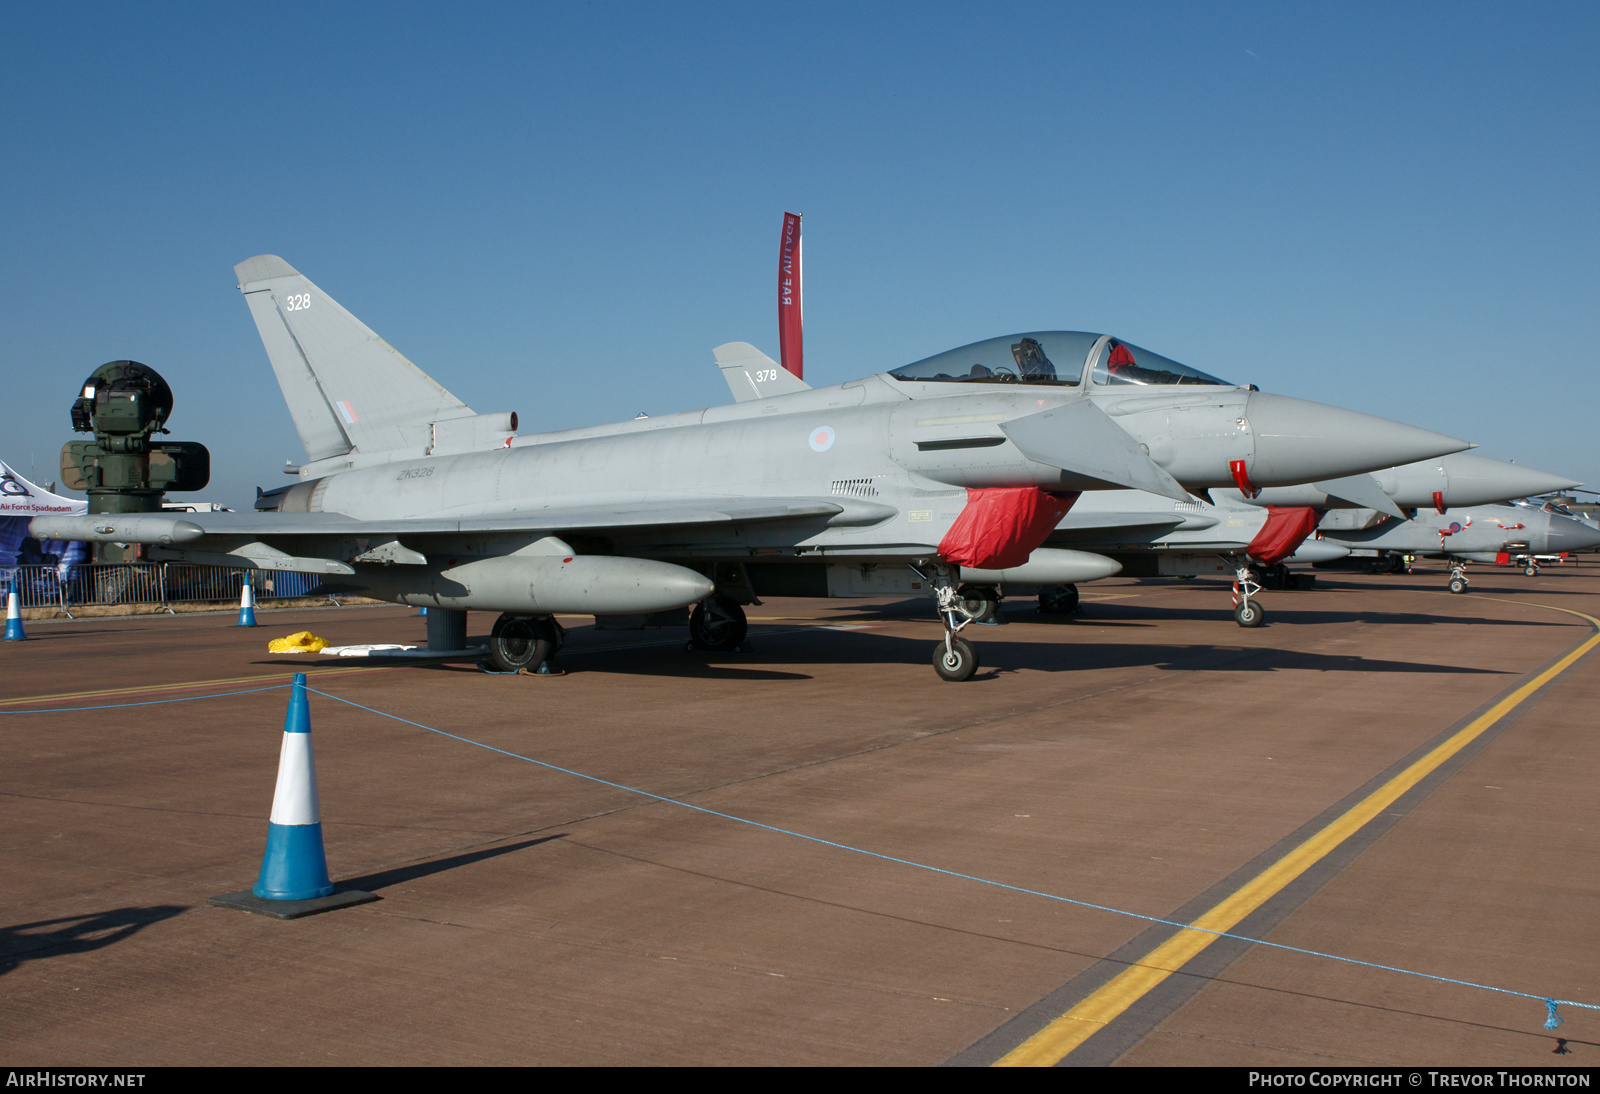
[1448,562,1470,594]
[933,636,979,681]
[914,561,987,681]
[1231,562,1265,628]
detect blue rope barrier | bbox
[0,683,290,715]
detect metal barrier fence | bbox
[0,563,332,615]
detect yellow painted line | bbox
[997,604,1600,1066]
[0,663,402,708]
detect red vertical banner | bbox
[778,211,803,379]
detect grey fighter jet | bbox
[1319,504,1600,593]
[715,349,1578,628]
[1213,452,1580,515]
[1030,489,1341,627]
[33,256,1473,681]
[1034,451,1581,623]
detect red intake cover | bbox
[1245,506,1320,566]
[938,488,1080,570]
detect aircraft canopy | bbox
[890,332,1230,388]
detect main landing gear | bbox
[1448,561,1470,594]
[488,613,562,673]
[957,584,1001,624]
[689,594,748,651]
[1231,562,1265,628]
[1037,583,1079,615]
[1259,563,1302,590]
[915,561,983,682]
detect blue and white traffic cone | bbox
[4,589,26,640]
[252,673,335,901]
[237,572,257,627]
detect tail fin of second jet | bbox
[714,342,811,403]
[234,255,478,463]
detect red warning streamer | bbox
[778,212,803,379]
[938,488,1080,570]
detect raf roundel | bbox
[808,426,836,453]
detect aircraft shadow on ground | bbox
[336,835,566,892]
[815,593,1569,629]
[551,627,1510,678]
[0,905,187,975]
[1057,604,1560,629]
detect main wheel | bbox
[1234,600,1265,628]
[489,613,557,673]
[1038,584,1080,615]
[957,584,1000,624]
[689,595,748,651]
[1448,576,1468,594]
[1524,564,1538,577]
[932,637,979,681]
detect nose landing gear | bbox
[1231,563,1265,628]
[915,561,985,681]
[1448,562,1470,594]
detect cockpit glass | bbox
[1089,339,1229,386]
[889,332,1230,387]
[889,332,1098,386]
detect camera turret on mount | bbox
[61,361,210,514]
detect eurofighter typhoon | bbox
[34,256,1472,680]
[717,350,1583,629]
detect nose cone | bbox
[1434,453,1581,507]
[1542,515,1600,554]
[1245,393,1470,486]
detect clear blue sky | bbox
[3,3,1595,508]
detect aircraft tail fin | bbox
[714,342,811,403]
[234,255,476,462]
